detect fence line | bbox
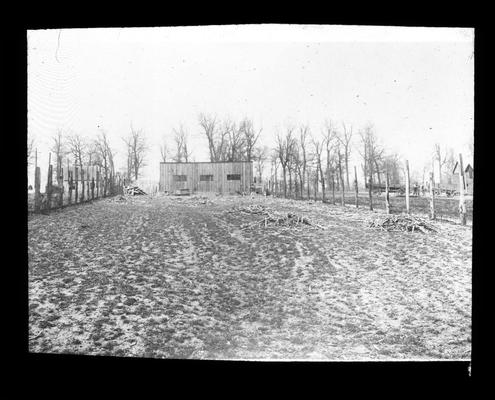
[29,156,125,214]
[266,159,473,224]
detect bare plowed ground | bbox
[28,194,472,360]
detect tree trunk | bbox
[374,160,382,194]
[458,153,466,225]
[74,167,79,204]
[319,164,326,203]
[429,172,436,220]
[288,169,293,198]
[405,160,410,214]
[385,170,390,214]
[331,173,335,205]
[307,169,310,200]
[314,172,318,201]
[282,167,287,198]
[354,166,358,208]
[46,164,53,212]
[80,168,85,202]
[339,164,345,206]
[345,154,350,191]
[368,176,373,211]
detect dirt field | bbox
[28,194,472,360]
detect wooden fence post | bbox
[80,168,85,202]
[405,160,410,215]
[313,174,317,201]
[68,170,73,205]
[96,168,100,199]
[86,165,90,200]
[104,170,108,197]
[91,177,95,200]
[46,163,53,213]
[385,169,390,214]
[67,159,71,206]
[340,170,345,207]
[75,167,79,204]
[81,168,86,202]
[59,167,64,208]
[34,166,41,213]
[368,176,373,211]
[429,172,436,220]
[354,166,358,208]
[458,153,467,225]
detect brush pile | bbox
[231,204,325,229]
[367,214,437,233]
[124,186,146,196]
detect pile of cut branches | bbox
[231,204,270,216]
[231,205,324,230]
[259,212,324,229]
[367,214,437,233]
[124,186,147,196]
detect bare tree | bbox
[292,142,304,199]
[299,125,310,199]
[199,113,219,162]
[159,135,169,163]
[444,147,456,175]
[28,136,36,166]
[225,120,246,162]
[382,152,402,186]
[434,143,448,185]
[337,122,353,190]
[94,130,115,192]
[253,145,268,184]
[358,124,383,191]
[67,133,87,200]
[50,129,68,181]
[270,153,279,194]
[172,125,192,163]
[323,120,338,201]
[240,118,262,162]
[336,142,345,205]
[312,136,326,202]
[123,126,147,181]
[275,127,296,198]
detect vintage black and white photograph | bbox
[27,25,473,361]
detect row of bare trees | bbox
[159,114,268,181]
[198,114,262,163]
[269,121,404,200]
[32,127,148,189]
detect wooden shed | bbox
[159,161,253,194]
[452,162,474,195]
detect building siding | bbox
[159,162,253,194]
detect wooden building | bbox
[452,162,474,195]
[159,161,253,194]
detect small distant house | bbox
[452,162,474,195]
[159,161,253,194]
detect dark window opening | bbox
[173,175,187,182]
[200,174,214,182]
[227,174,241,181]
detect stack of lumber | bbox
[367,214,437,233]
[124,186,147,196]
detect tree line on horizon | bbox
[27,113,472,197]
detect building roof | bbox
[452,162,473,174]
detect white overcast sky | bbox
[27,25,474,184]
